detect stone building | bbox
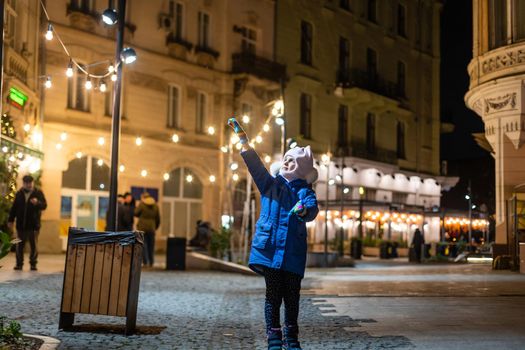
[465,0,525,253]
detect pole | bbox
[358,191,363,240]
[106,0,127,232]
[324,163,329,267]
[0,0,5,116]
[468,179,472,249]
[338,157,344,257]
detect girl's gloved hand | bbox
[290,200,307,221]
[227,117,249,145]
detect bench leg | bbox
[125,315,136,335]
[59,312,75,330]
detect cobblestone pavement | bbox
[1,255,525,349]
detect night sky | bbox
[440,0,487,161]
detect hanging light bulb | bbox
[209,175,216,183]
[163,173,170,181]
[2,146,8,153]
[232,173,239,181]
[141,169,148,177]
[263,124,270,132]
[99,80,107,92]
[55,143,62,150]
[230,135,240,144]
[121,47,137,64]
[66,60,74,77]
[230,162,239,171]
[60,132,68,141]
[220,146,228,153]
[23,123,31,132]
[343,187,350,194]
[44,76,52,89]
[85,78,93,90]
[275,116,285,126]
[76,151,83,159]
[45,23,53,40]
[186,174,193,183]
[235,143,242,150]
[242,115,250,124]
[97,159,104,166]
[171,133,179,143]
[264,155,272,164]
[108,64,115,73]
[207,126,215,135]
[119,164,125,172]
[98,136,105,146]
[111,73,117,82]
[255,135,263,143]
[135,137,143,146]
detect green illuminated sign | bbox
[9,87,28,107]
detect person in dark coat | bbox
[122,192,135,231]
[105,194,131,231]
[189,220,212,249]
[8,175,47,271]
[229,117,319,350]
[135,193,160,267]
[412,228,425,263]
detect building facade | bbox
[274,0,449,246]
[36,0,282,252]
[465,0,525,251]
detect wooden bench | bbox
[59,229,143,335]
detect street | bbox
[1,255,525,349]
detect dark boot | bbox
[283,325,301,350]
[267,327,283,350]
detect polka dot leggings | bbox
[264,268,302,331]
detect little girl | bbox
[228,118,319,350]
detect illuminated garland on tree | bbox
[1,114,20,203]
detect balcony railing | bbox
[166,33,193,50]
[232,53,286,83]
[337,68,404,101]
[350,141,398,165]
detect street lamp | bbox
[467,179,472,249]
[102,8,118,25]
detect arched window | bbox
[60,155,109,234]
[162,167,203,239]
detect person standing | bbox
[122,192,135,231]
[8,175,47,271]
[135,193,160,267]
[411,228,425,263]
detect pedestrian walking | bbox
[8,175,47,271]
[135,192,160,267]
[228,118,319,350]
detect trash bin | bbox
[59,227,144,335]
[167,237,186,270]
[520,243,525,273]
[350,239,362,259]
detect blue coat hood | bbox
[241,149,319,278]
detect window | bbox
[241,27,257,55]
[339,37,350,79]
[366,48,377,79]
[104,88,113,117]
[397,121,406,159]
[512,0,525,41]
[392,192,408,204]
[195,92,207,134]
[397,61,406,96]
[366,113,376,153]
[167,85,180,129]
[70,0,96,13]
[300,93,312,139]
[67,64,90,112]
[340,0,351,11]
[198,12,210,48]
[397,4,407,37]
[368,0,377,23]
[5,0,17,50]
[337,105,348,149]
[169,1,184,40]
[300,21,313,65]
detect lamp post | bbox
[322,153,331,267]
[358,186,364,240]
[338,158,345,257]
[466,179,472,249]
[106,0,128,231]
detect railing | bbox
[232,53,286,82]
[166,32,193,50]
[337,68,403,101]
[5,46,28,84]
[350,141,398,165]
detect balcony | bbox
[232,53,286,83]
[350,141,398,165]
[337,68,404,101]
[166,33,193,60]
[5,46,29,85]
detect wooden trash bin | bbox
[59,227,144,335]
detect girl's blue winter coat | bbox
[241,149,319,278]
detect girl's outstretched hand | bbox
[227,117,249,145]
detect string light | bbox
[232,173,239,181]
[60,132,68,141]
[275,116,285,125]
[44,76,52,89]
[220,146,228,153]
[66,60,74,77]
[209,175,216,183]
[45,23,53,40]
[207,126,215,135]
[264,155,272,163]
[141,169,148,177]
[242,115,250,124]
[255,135,263,143]
[231,135,240,144]
[76,152,83,159]
[85,78,93,90]
[98,137,105,146]
[263,124,270,132]
[108,65,115,73]
[119,164,125,172]
[328,179,336,186]
[97,159,104,166]
[111,73,117,82]
[186,174,193,183]
[135,137,143,146]
[23,123,31,132]
[230,162,239,171]
[171,134,179,143]
[99,80,107,92]
[235,143,242,150]
[55,143,62,150]
[343,187,350,194]
[163,172,170,181]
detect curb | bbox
[24,334,60,350]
